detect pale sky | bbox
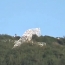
[0,0,65,37]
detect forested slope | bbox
[0,34,65,65]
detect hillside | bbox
[0,34,65,65]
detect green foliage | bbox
[0,34,65,65]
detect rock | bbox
[13,28,41,48]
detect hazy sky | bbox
[0,0,65,37]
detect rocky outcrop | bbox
[13,28,41,48]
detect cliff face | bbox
[13,28,41,48]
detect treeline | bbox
[0,34,65,65]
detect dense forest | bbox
[0,34,65,65]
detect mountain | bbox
[0,33,65,65]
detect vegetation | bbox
[0,34,65,65]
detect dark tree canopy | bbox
[0,34,65,65]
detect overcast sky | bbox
[0,0,65,37]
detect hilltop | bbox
[0,34,65,65]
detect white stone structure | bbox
[13,28,41,48]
